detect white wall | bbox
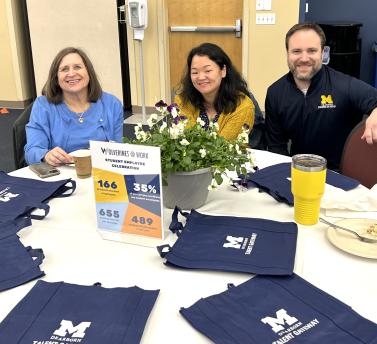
[26,0,123,101]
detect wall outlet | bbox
[256,13,276,25]
[256,0,272,11]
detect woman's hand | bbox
[44,147,73,166]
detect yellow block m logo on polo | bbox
[321,95,333,105]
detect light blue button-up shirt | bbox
[25,92,123,165]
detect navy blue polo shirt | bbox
[265,65,377,169]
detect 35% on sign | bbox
[133,183,157,193]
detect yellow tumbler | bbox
[291,154,327,225]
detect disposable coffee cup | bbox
[291,154,327,225]
[70,149,92,179]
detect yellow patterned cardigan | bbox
[174,94,255,141]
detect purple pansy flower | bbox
[173,115,187,124]
[167,103,179,113]
[155,100,167,108]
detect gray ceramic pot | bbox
[163,167,212,209]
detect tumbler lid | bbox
[292,154,327,172]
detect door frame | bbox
[157,0,250,102]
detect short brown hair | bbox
[42,47,102,104]
[285,23,326,51]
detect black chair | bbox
[12,102,33,170]
[248,91,266,150]
[340,120,377,189]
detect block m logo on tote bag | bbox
[53,320,91,339]
[261,308,299,333]
[223,235,244,249]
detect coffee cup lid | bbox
[69,149,91,158]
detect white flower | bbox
[196,117,206,127]
[134,123,143,134]
[237,131,249,144]
[159,121,167,133]
[199,148,206,158]
[235,144,242,155]
[169,126,180,139]
[171,107,179,118]
[147,113,159,127]
[228,143,234,150]
[213,122,219,131]
[210,131,217,138]
[180,139,190,146]
[155,105,167,113]
[175,121,186,133]
[135,130,149,142]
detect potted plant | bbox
[124,100,254,209]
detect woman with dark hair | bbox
[174,42,254,140]
[25,47,123,166]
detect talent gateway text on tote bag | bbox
[180,274,377,344]
[0,171,76,222]
[0,280,159,344]
[157,207,298,275]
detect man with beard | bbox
[265,23,377,170]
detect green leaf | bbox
[214,173,223,185]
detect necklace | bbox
[76,112,85,123]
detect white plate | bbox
[326,218,377,259]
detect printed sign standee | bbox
[90,141,164,245]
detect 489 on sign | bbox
[132,216,153,225]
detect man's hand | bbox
[44,147,73,166]
[361,108,377,144]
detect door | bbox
[167,0,243,91]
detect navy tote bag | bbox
[0,234,44,291]
[0,217,31,240]
[158,207,297,275]
[180,274,377,344]
[238,163,360,206]
[0,280,159,344]
[0,171,76,222]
